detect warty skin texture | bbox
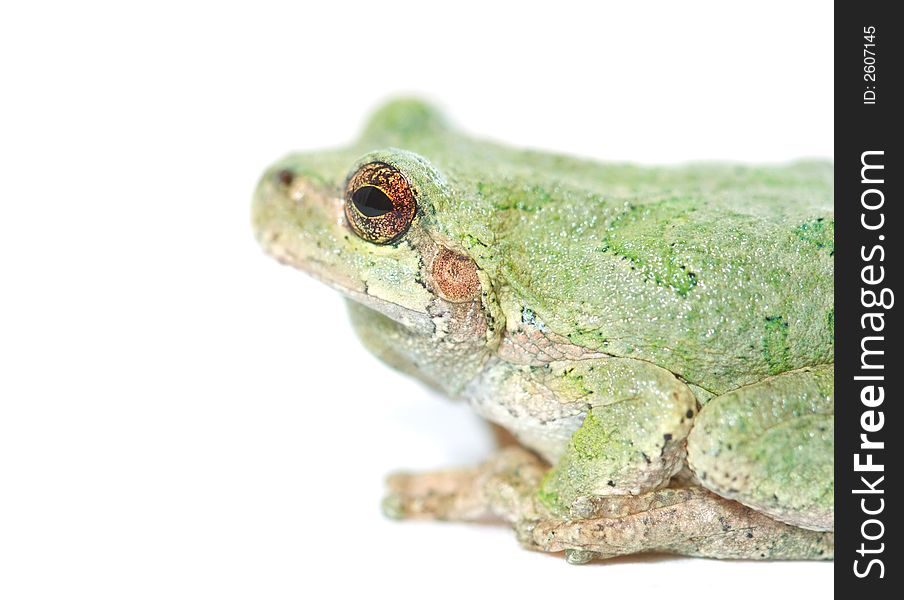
[252,99,834,560]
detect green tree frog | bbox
[252,99,834,563]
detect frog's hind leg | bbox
[687,364,834,531]
[518,486,834,563]
[382,447,833,562]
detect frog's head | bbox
[252,100,502,392]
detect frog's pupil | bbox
[352,186,394,217]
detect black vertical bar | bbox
[836,2,898,592]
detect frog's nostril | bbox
[275,168,294,186]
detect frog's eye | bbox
[344,162,416,244]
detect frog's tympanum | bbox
[252,100,834,563]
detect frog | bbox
[251,99,834,563]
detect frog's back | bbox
[362,101,834,394]
[467,156,833,394]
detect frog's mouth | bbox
[252,167,437,336]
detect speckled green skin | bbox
[252,99,834,549]
[687,365,834,529]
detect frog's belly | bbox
[463,357,589,463]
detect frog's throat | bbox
[264,240,437,337]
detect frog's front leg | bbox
[382,447,833,562]
[525,357,699,511]
[389,356,700,524]
[384,357,834,562]
[382,446,547,523]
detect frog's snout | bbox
[252,164,356,294]
[252,164,342,239]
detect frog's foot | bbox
[382,446,546,523]
[518,486,834,562]
[383,449,833,562]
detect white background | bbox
[1,1,833,598]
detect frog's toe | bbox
[380,492,407,520]
[564,549,597,565]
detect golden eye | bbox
[344,162,416,244]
